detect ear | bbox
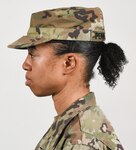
[63,54,77,75]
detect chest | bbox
[35,118,72,150]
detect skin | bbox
[22,43,90,115]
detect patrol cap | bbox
[8,6,105,49]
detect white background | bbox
[0,0,136,149]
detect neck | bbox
[52,82,90,115]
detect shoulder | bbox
[79,105,114,136]
[66,105,123,150]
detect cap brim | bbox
[8,36,51,49]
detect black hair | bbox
[48,40,128,88]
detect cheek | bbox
[32,61,56,82]
[32,56,64,84]
[44,63,64,86]
[30,61,65,96]
[51,62,63,77]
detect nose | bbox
[22,55,32,71]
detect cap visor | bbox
[8,36,50,49]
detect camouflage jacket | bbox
[35,92,124,150]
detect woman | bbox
[8,7,127,150]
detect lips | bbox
[25,76,32,86]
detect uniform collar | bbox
[54,92,96,121]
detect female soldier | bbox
[8,7,127,150]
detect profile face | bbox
[22,43,66,97]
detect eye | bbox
[28,46,37,58]
[29,52,34,58]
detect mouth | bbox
[25,76,31,86]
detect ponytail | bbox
[48,40,128,88]
[98,43,128,88]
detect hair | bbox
[47,40,128,88]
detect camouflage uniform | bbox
[35,92,124,150]
[8,7,124,150]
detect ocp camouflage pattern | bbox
[35,92,124,150]
[8,7,105,49]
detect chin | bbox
[29,85,56,97]
[30,89,52,97]
[32,91,50,97]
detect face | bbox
[22,43,66,97]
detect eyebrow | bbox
[28,46,37,53]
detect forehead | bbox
[28,43,55,54]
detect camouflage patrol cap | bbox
[8,6,105,49]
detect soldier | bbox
[8,7,127,150]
